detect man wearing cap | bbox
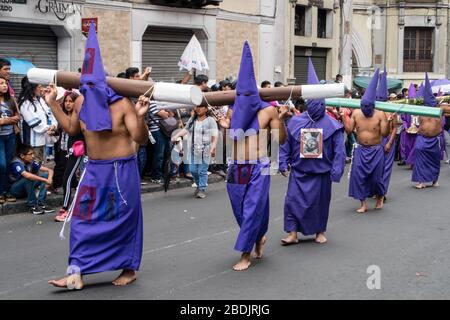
[46,24,149,289]
[412,74,443,189]
[341,69,390,213]
[279,58,345,245]
[220,41,287,271]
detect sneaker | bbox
[38,204,55,214]
[397,160,406,166]
[194,188,200,197]
[196,191,206,199]
[191,182,197,188]
[5,193,16,202]
[216,170,227,178]
[30,206,44,215]
[54,208,68,222]
[0,195,5,205]
[445,159,450,164]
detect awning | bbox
[353,76,403,90]
[6,58,35,75]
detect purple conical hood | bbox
[416,82,424,98]
[307,58,319,85]
[305,58,325,122]
[423,73,437,107]
[408,82,416,99]
[230,41,270,140]
[361,68,379,117]
[79,23,122,132]
[376,67,388,102]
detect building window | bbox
[403,27,433,72]
[317,9,327,38]
[295,5,306,36]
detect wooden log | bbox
[325,98,443,118]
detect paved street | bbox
[1,163,450,300]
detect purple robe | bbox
[349,144,385,201]
[411,134,441,183]
[226,158,270,253]
[400,114,417,164]
[381,136,396,195]
[69,155,143,274]
[280,114,345,235]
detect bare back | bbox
[418,116,442,137]
[231,106,285,161]
[75,96,137,160]
[352,109,388,146]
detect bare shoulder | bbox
[111,97,133,113]
[374,110,386,119]
[261,106,278,119]
[352,109,362,118]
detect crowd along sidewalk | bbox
[0,174,226,216]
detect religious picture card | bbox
[300,128,323,159]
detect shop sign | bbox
[82,18,97,36]
[36,0,81,21]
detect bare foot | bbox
[48,274,84,290]
[112,269,137,286]
[254,236,267,259]
[356,206,368,213]
[415,183,426,189]
[375,196,384,210]
[233,253,251,271]
[315,233,327,244]
[281,232,299,246]
[432,181,439,188]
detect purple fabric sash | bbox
[69,155,143,275]
[411,134,441,183]
[349,144,385,201]
[226,158,270,253]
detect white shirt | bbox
[20,97,57,147]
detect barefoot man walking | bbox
[220,41,287,271]
[412,74,442,189]
[279,59,345,245]
[46,24,149,289]
[342,69,390,213]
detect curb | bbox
[0,174,226,216]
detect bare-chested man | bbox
[412,74,443,189]
[46,24,149,289]
[374,69,398,200]
[218,41,286,271]
[341,69,390,213]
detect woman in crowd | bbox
[0,76,19,203]
[54,91,85,222]
[18,76,58,164]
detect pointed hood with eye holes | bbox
[229,41,271,140]
[305,58,326,122]
[79,23,122,132]
[360,68,379,118]
[423,73,437,107]
[376,66,388,102]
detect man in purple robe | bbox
[46,24,149,289]
[376,68,397,200]
[279,59,345,245]
[399,83,418,167]
[342,69,390,213]
[412,73,442,189]
[221,41,287,271]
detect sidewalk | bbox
[0,174,226,216]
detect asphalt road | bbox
[1,163,450,300]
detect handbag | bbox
[148,112,179,137]
[71,140,85,157]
